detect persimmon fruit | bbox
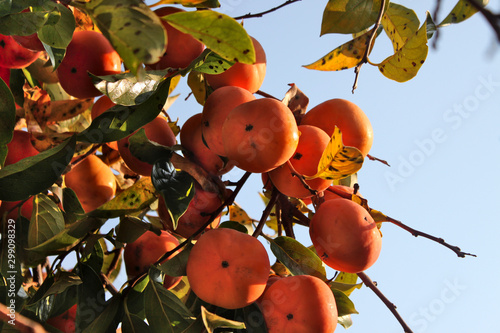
[13,33,44,52]
[0,197,34,222]
[64,154,117,212]
[46,304,77,332]
[0,34,41,69]
[180,113,233,176]
[117,116,176,176]
[205,36,266,93]
[201,86,256,157]
[4,130,39,166]
[259,274,337,333]
[57,30,121,99]
[301,98,373,157]
[268,125,332,199]
[147,6,205,70]
[222,98,299,173]
[186,228,270,309]
[123,230,181,289]
[158,184,222,239]
[309,198,382,273]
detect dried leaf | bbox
[281,83,309,117]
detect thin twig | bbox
[252,189,279,237]
[357,272,414,333]
[100,273,119,296]
[352,0,387,93]
[233,0,302,20]
[383,216,476,258]
[465,0,500,42]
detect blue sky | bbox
[123,1,500,332]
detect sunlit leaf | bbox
[303,29,375,71]
[229,203,254,225]
[329,272,363,297]
[89,177,157,218]
[164,11,256,64]
[321,0,388,35]
[28,194,65,250]
[439,0,489,27]
[331,289,359,316]
[193,51,234,74]
[201,306,246,333]
[37,2,75,49]
[0,9,47,36]
[269,236,327,280]
[382,3,419,53]
[338,314,353,329]
[378,16,429,82]
[83,0,167,75]
[0,136,75,202]
[305,127,364,181]
[187,70,207,105]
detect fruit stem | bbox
[357,271,414,333]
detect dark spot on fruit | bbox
[293,152,302,160]
[0,40,5,48]
[124,143,129,148]
[287,313,293,320]
[203,121,209,127]
[245,124,253,131]
[221,260,229,268]
[71,67,77,74]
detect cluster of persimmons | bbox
[0,5,380,333]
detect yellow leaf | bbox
[378,17,429,82]
[370,209,389,223]
[303,31,372,71]
[382,3,420,53]
[439,0,489,27]
[305,127,364,180]
[229,202,254,225]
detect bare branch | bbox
[233,0,302,20]
[465,0,500,42]
[357,272,414,333]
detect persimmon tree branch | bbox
[233,0,302,20]
[357,272,414,333]
[465,0,500,42]
[252,188,279,237]
[352,0,387,93]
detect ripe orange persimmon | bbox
[91,95,118,150]
[201,86,256,157]
[222,98,299,173]
[205,36,266,93]
[158,184,222,239]
[13,33,44,52]
[123,230,181,289]
[147,7,205,70]
[300,98,373,157]
[186,228,271,309]
[46,304,77,332]
[259,275,337,333]
[0,197,34,222]
[117,116,176,176]
[57,30,121,99]
[0,34,41,69]
[320,184,359,201]
[64,154,117,212]
[309,198,382,273]
[4,130,39,166]
[180,113,233,175]
[268,125,332,199]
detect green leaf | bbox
[321,0,388,35]
[36,2,75,49]
[439,0,489,27]
[0,9,47,36]
[193,51,234,74]
[152,160,195,230]
[122,312,151,333]
[76,263,107,331]
[91,70,168,106]
[303,28,378,71]
[269,236,327,280]
[382,3,420,53]
[201,306,246,333]
[0,77,15,167]
[164,11,256,64]
[0,135,75,202]
[330,272,362,296]
[27,194,65,250]
[116,216,152,244]
[44,45,66,71]
[218,221,249,234]
[82,294,123,333]
[76,77,171,144]
[89,177,157,219]
[144,279,195,333]
[378,15,429,82]
[331,289,359,316]
[128,129,174,165]
[62,187,86,224]
[159,241,193,278]
[83,0,167,75]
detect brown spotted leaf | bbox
[228,202,254,225]
[49,98,94,123]
[439,0,489,27]
[281,83,309,117]
[303,29,376,71]
[23,85,51,128]
[378,14,429,82]
[382,3,420,53]
[305,126,364,181]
